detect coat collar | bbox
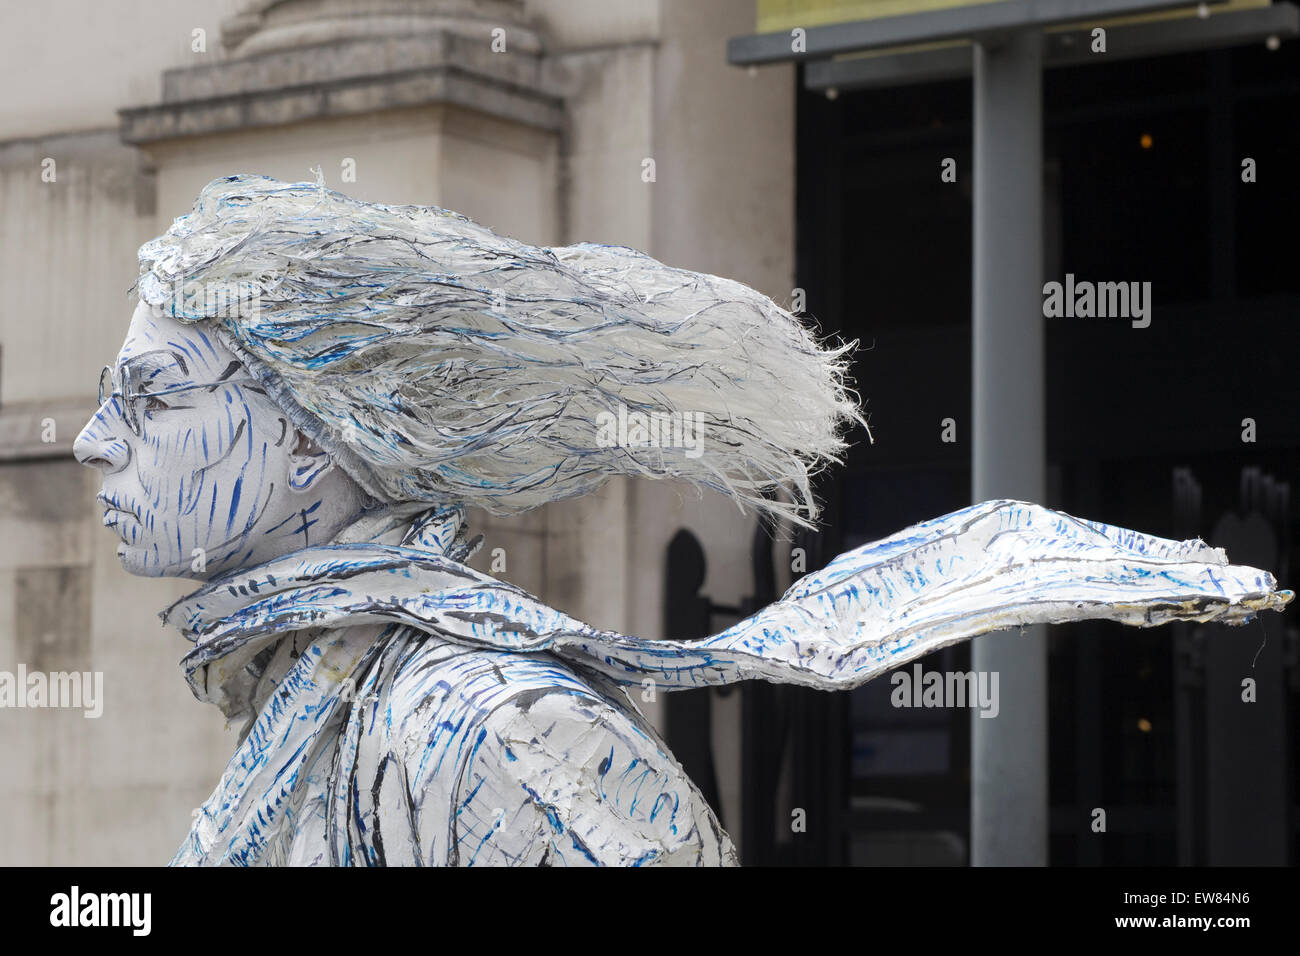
[163,503,477,721]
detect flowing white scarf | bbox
[168,498,1288,705]
[165,498,1289,864]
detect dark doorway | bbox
[738,42,1300,866]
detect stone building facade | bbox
[0,0,793,864]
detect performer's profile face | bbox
[73,301,341,579]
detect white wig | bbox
[135,174,865,527]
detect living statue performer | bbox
[75,175,1290,866]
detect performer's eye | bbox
[140,394,171,414]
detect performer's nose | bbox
[74,405,131,475]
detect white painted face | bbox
[74,301,366,579]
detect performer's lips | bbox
[102,509,139,537]
[98,493,141,536]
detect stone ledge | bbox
[221,0,540,58]
[165,30,544,101]
[0,399,91,462]
[121,30,564,144]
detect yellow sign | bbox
[757,0,1271,35]
[757,0,1006,34]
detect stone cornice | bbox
[120,29,563,145]
[221,0,538,57]
[0,398,89,462]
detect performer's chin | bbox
[115,541,182,579]
[116,544,151,577]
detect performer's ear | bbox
[287,430,334,491]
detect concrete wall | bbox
[0,0,794,864]
[533,0,796,851]
[0,5,242,862]
[0,0,246,141]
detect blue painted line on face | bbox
[263,498,321,535]
[226,477,243,537]
[196,329,219,361]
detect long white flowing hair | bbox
[135,174,865,527]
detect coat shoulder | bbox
[379,637,736,866]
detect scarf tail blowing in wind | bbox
[132,175,1290,867]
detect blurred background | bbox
[0,0,1296,866]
